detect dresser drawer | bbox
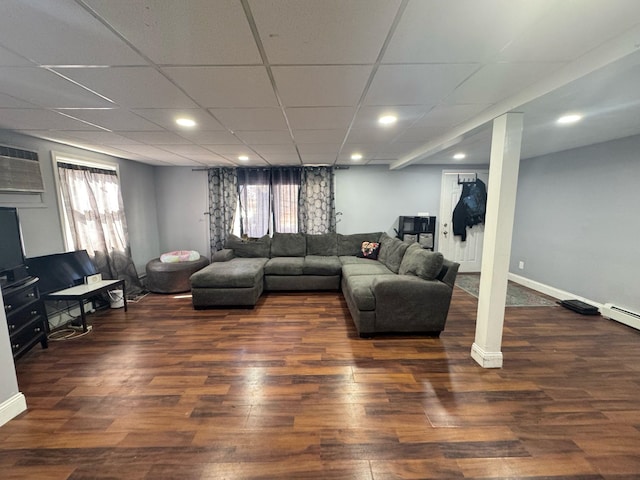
[4,283,39,314]
[10,317,47,357]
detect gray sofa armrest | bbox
[212,248,235,262]
[371,275,454,333]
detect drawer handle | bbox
[5,305,12,311]
[27,292,35,298]
[31,310,38,315]
[12,343,20,350]
[34,327,41,333]
[9,324,16,331]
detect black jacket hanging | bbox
[452,179,487,241]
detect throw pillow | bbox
[356,241,381,260]
[225,234,271,258]
[398,248,444,281]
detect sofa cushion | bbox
[189,257,267,288]
[303,256,342,275]
[343,275,376,311]
[377,232,410,273]
[337,232,382,256]
[225,234,271,258]
[339,256,374,265]
[306,233,337,256]
[264,257,305,275]
[342,262,395,277]
[271,232,306,257]
[399,247,444,281]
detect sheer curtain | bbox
[271,167,301,233]
[57,162,142,296]
[298,166,336,233]
[237,168,271,237]
[208,167,238,253]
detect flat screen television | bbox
[0,206,27,287]
[25,250,99,295]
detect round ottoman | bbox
[145,255,210,294]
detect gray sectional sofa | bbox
[190,231,459,337]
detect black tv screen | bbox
[0,206,25,274]
[25,250,99,294]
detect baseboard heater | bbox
[602,303,640,331]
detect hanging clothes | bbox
[452,178,487,241]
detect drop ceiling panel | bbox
[344,127,402,144]
[164,66,278,108]
[292,129,347,144]
[204,144,252,155]
[285,107,355,130]
[250,0,401,64]
[297,143,340,155]
[414,104,491,128]
[56,67,198,108]
[0,46,32,66]
[258,154,301,165]
[0,0,143,65]
[393,126,450,143]
[0,67,113,108]
[352,105,426,129]
[186,154,235,166]
[210,108,288,131]
[0,109,99,131]
[383,0,554,64]
[0,93,37,109]
[131,108,225,131]
[299,153,336,164]
[61,109,164,132]
[61,131,142,145]
[448,62,565,104]
[272,66,372,107]
[234,130,292,144]
[84,0,261,65]
[365,64,479,106]
[251,144,298,155]
[119,131,192,145]
[180,131,242,145]
[157,144,215,156]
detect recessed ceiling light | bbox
[175,117,196,127]
[238,155,249,161]
[378,114,397,126]
[453,152,466,160]
[557,114,582,125]
[350,153,363,161]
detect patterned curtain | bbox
[57,162,143,297]
[237,168,271,237]
[208,168,238,253]
[271,167,301,233]
[298,166,336,234]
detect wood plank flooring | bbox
[3,287,640,479]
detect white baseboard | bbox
[0,392,27,428]
[471,343,503,368]
[507,272,603,310]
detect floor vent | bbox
[602,303,640,331]
[0,145,44,193]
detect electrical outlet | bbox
[518,261,525,270]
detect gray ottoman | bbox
[146,256,210,293]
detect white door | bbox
[438,170,489,272]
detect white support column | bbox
[471,113,524,368]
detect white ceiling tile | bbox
[0,0,143,65]
[60,109,163,132]
[292,129,347,144]
[259,154,302,165]
[0,93,37,109]
[119,131,192,145]
[373,142,424,158]
[414,104,491,128]
[0,67,112,108]
[56,67,198,108]
[210,108,288,131]
[352,105,426,129]
[286,107,355,130]
[251,144,298,155]
[164,66,278,108]
[297,144,340,155]
[180,131,242,144]
[393,126,450,143]
[234,130,293,144]
[0,45,32,66]
[131,109,225,131]
[273,66,372,107]
[157,144,213,156]
[345,126,402,144]
[383,0,555,63]
[299,153,336,165]
[84,0,261,65]
[203,144,252,155]
[365,64,479,106]
[0,108,98,130]
[60,131,142,145]
[185,154,235,166]
[448,62,565,104]
[114,144,187,160]
[250,0,401,64]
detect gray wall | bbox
[335,165,444,235]
[154,167,209,257]
[511,134,640,313]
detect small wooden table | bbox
[44,279,127,332]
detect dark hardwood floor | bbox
[3,286,640,479]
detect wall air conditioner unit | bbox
[602,303,640,332]
[0,145,44,193]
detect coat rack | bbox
[457,173,478,184]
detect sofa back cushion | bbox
[377,232,409,273]
[225,234,271,258]
[399,245,444,281]
[271,232,306,257]
[337,232,383,256]
[306,233,337,256]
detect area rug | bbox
[455,273,557,307]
